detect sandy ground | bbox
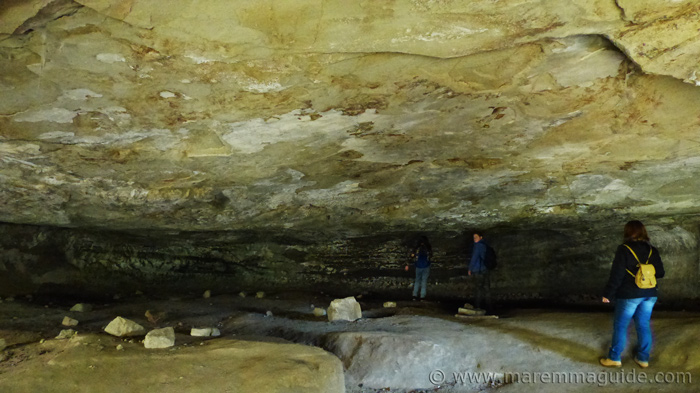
[0,291,697,392]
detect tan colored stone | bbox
[144,327,175,349]
[0,335,345,393]
[0,1,46,34]
[62,316,79,327]
[104,317,145,337]
[70,303,93,312]
[328,297,362,322]
[1,0,700,244]
[457,307,485,316]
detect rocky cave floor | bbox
[0,290,698,393]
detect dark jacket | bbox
[603,241,665,300]
[469,241,487,274]
[413,244,432,269]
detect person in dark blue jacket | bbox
[406,236,432,300]
[469,231,492,312]
[600,220,665,369]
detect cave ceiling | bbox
[2,0,700,239]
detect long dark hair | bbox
[623,220,650,242]
[416,235,432,254]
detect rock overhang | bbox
[1,0,700,239]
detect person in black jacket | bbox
[599,220,665,368]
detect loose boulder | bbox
[104,317,146,337]
[327,297,362,322]
[144,327,175,349]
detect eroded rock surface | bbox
[1,1,700,302]
[1,1,700,236]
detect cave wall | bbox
[2,221,697,306]
[2,1,700,305]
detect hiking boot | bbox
[634,357,649,368]
[599,358,622,367]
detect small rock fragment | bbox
[104,317,145,337]
[203,290,211,299]
[211,328,221,337]
[256,291,265,299]
[190,328,213,337]
[70,303,93,312]
[145,310,166,324]
[313,307,327,317]
[265,310,273,317]
[457,307,485,316]
[56,329,77,339]
[62,316,79,327]
[383,302,397,308]
[144,327,175,349]
[116,344,124,350]
[238,291,246,298]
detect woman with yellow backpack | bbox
[599,220,665,369]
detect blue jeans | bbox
[608,297,657,362]
[413,267,430,298]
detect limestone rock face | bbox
[144,327,175,349]
[1,0,700,237]
[104,317,145,337]
[328,297,362,322]
[2,1,700,301]
[0,335,346,393]
[323,331,465,390]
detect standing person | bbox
[600,220,665,368]
[405,236,432,300]
[468,231,492,313]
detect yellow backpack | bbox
[623,244,656,289]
